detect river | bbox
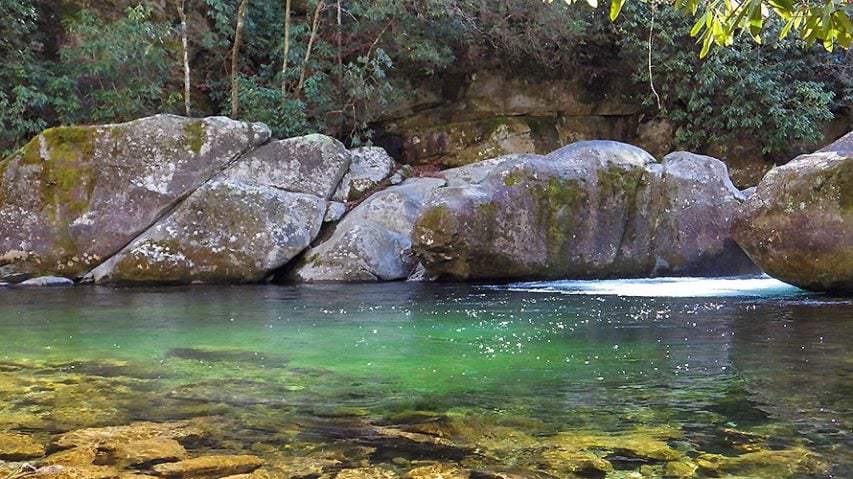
[0,277,849,478]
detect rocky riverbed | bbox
[0,353,832,479]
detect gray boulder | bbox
[90,135,348,284]
[412,141,756,281]
[228,134,349,199]
[649,152,757,276]
[18,276,74,287]
[90,179,325,284]
[733,147,853,293]
[332,147,396,202]
[0,115,270,281]
[818,130,853,157]
[294,178,446,281]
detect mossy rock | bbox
[733,149,853,293]
[0,115,270,280]
[413,141,754,281]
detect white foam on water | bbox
[502,276,805,298]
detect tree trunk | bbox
[281,0,292,95]
[230,0,250,118]
[336,0,342,136]
[174,0,191,117]
[295,0,324,98]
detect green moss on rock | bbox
[36,127,97,220]
[183,121,206,155]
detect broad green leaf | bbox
[835,11,853,33]
[690,13,707,36]
[779,19,794,39]
[700,31,713,57]
[610,0,625,21]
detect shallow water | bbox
[0,277,850,478]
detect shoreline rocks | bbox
[733,145,853,293]
[3,116,849,290]
[0,115,270,282]
[412,142,757,282]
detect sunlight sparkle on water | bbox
[501,276,804,298]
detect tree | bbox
[230,0,250,118]
[174,0,192,116]
[549,0,853,57]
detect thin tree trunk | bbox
[336,0,342,136]
[174,0,191,116]
[281,0,292,95]
[295,0,324,98]
[230,0,250,118]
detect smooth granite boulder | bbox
[733,146,853,293]
[89,135,351,284]
[412,141,755,281]
[294,178,446,281]
[0,115,270,281]
[227,134,350,199]
[90,179,325,284]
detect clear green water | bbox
[0,278,850,478]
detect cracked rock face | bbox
[733,147,853,293]
[411,141,756,281]
[0,115,270,281]
[90,134,347,285]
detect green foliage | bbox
[0,0,847,163]
[0,0,56,155]
[616,4,838,156]
[59,5,179,123]
[551,0,853,57]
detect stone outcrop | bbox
[411,141,756,281]
[294,178,446,282]
[90,135,350,284]
[376,71,644,168]
[0,115,270,281]
[733,140,853,293]
[0,114,791,286]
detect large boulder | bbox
[0,115,270,281]
[650,152,756,275]
[294,178,446,281]
[412,141,756,281]
[90,135,349,284]
[733,148,853,293]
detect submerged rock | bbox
[294,178,446,281]
[152,455,263,478]
[0,115,270,281]
[412,142,755,281]
[0,431,46,460]
[733,143,853,293]
[54,420,206,449]
[17,276,74,287]
[27,464,126,479]
[404,463,470,479]
[90,135,348,284]
[336,466,399,479]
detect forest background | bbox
[1,0,850,164]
